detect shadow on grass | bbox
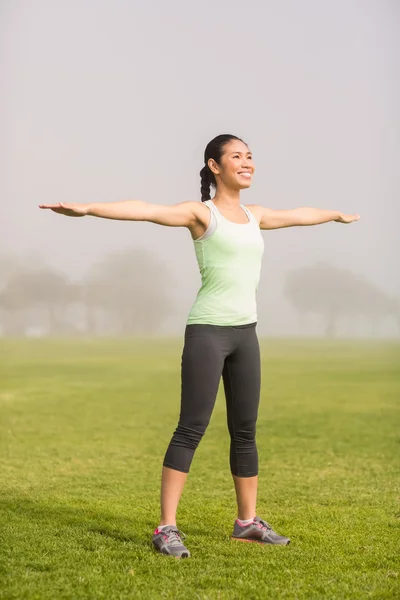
[0,496,151,549]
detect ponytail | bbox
[200,166,212,202]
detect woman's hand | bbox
[38,202,90,217]
[334,213,360,224]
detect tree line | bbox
[0,253,398,337]
[0,250,172,336]
[285,263,400,337]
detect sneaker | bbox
[152,526,191,558]
[231,516,290,546]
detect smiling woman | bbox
[39,133,360,559]
[199,134,254,203]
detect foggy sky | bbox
[2,0,399,335]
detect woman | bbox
[40,134,359,558]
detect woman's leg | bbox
[232,474,258,521]
[220,326,290,545]
[222,324,261,520]
[160,325,227,525]
[160,467,188,526]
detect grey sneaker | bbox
[231,516,290,546]
[152,526,191,558]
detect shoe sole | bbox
[231,536,290,546]
[162,549,190,559]
[155,546,190,558]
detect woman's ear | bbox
[208,158,220,176]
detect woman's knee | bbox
[228,421,257,442]
[170,423,208,450]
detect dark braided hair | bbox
[200,134,245,202]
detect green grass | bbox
[0,338,399,599]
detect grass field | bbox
[0,338,399,599]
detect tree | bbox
[0,264,79,335]
[284,263,400,337]
[0,256,28,334]
[81,248,174,335]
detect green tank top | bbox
[187,200,264,326]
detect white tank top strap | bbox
[205,199,220,218]
[240,204,256,223]
[195,200,217,241]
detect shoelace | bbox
[163,527,186,546]
[255,518,273,531]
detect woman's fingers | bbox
[39,203,68,210]
[335,213,360,223]
[345,214,360,223]
[38,202,87,217]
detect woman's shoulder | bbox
[173,200,210,216]
[178,200,212,227]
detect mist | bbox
[2,0,399,338]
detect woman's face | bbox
[208,140,255,191]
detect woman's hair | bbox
[200,134,245,202]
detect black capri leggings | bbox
[163,322,261,478]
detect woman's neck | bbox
[212,187,241,207]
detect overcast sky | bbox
[2,0,399,335]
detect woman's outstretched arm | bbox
[248,205,360,229]
[39,200,205,228]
